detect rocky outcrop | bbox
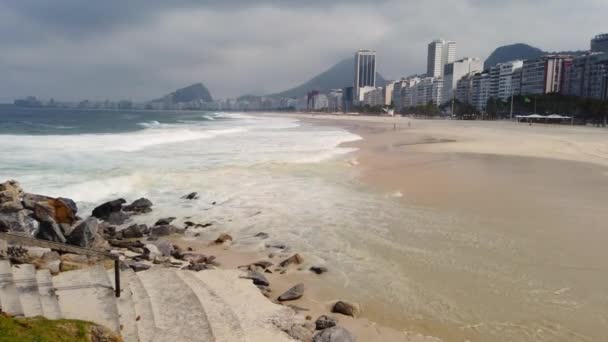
[122,198,153,214]
[66,217,99,248]
[92,199,126,221]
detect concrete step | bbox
[36,269,62,320]
[195,270,296,342]
[12,264,44,317]
[128,268,157,342]
[177,270,247,342]
[108,269,139,342]
[137,268,214,342]
[53,265,120,333]
[0,259,24,316]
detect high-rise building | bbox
[354,50,377,101]
[563,52,608,100]
[442,57,484,104]
[591,33,608,53]
[427,39,456,78]
[497,60,524,100]
[521,55,572,95]
[471,72,491,112]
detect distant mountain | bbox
[271,58,386,98]
[484,44,545,69]
[151,83,213,104]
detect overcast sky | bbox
[1,0,606,102]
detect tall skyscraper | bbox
[354,49,377,101]
[427,39,456,78]
[591,33,608,53]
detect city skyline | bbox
[1,0,607,102]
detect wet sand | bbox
[287,114,608,341]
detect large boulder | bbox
[278,283,304,302]
[0,210,38,235]
[0,180,23,202]
[36,220,67,243]
[66,217,99,248]
[21,193,52,210]
[32,198,76,225]
[154,217,176,226]
[92,199,126,221]
[106,211,130,225]
[312,327,355,342]
[119,224,147,239]
[123,198,153,214]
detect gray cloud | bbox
[0,0,605,101]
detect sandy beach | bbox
[272,114,608,341]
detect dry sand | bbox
[290,114,608,341]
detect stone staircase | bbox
[0,258,296,342]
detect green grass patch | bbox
[0,314,116,342]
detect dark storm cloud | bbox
[0,0,606,101]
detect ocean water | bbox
[4,108,606,341]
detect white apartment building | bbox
[427,39,456,78]
[327,89,343,112]
[495,60,524,100]
[442,57,484,104]
[363,87,384,107]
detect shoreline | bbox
[278,113,608,341]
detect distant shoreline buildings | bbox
[12,34,608,114]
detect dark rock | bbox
[66,217,98,247]
[278,283,304,301]
[124,260,151,272]
[120,224,147,239]
[123,198,153,214]
[36,220,67,243]
[127,247,144,254]
[0,211,38,235]
[241,270,269,286]
[184,263,211,271]
[110,239,144,249]
[265,242,288,250]
[279,254,303,268]
[147,235,159,241]
[182,253,208,264]
[312,327,355,342]
[150,225,177,236]
[194,223,213,228]
[92,199,126,220]
[181,192,198,200]
[107,211,130,225]
[254,232,269,239]
[184,221,195,227]
[154,217,176,226]
[310,266,328,275]
[331,301,359,317]
[253,260,273,269]
[315,315,338,330]
[214,233,233,244]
